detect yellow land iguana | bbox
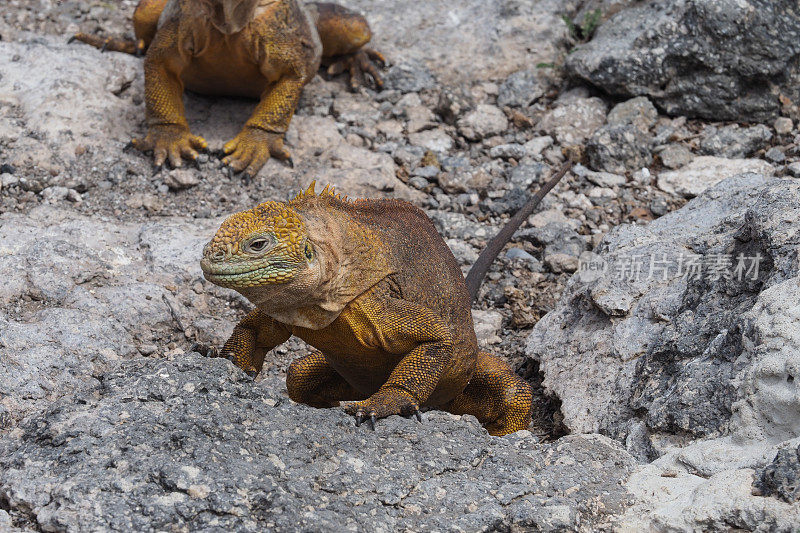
[71,0,384,177]
[197,163,572,436]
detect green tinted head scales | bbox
[201,200,314,288]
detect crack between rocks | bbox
[0,490,46,533]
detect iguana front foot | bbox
[132,124,207,168]
[327,48,385,91]
[190,342,219,358]
[222,127,290,179]
[345,387,422,429]
[190,342,259,378]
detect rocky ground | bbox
[0,0,799,531]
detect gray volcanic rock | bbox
[0,353,636,532]
[754,444,800,504]
[497,69,547,108]
[343,0,570,84]
[528,174,800,446]
[656,156,775,198]
[586,124,653,174]
[0,206,230,426]
[527,174,800,530]
[566,0,800,122]
[699,124,774,159]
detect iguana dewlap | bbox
[200,183,534,436]
[73,0,384,177]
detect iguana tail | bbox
[68,34,147,56]
[464,160,574,301]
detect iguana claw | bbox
[222,127,290,179]
[354,411,377,430]
[327,48,385,91]
[190,342,219,358]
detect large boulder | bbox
[0,353,635,532]
[0,206,230,425]
[566,0,800,122]
[527,174,799,443]
[526,174,800,529]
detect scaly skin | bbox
[200,184,533,436]
[71,0,384,177]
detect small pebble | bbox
[650,197,669,217]
[774,117,793,135]
[412,166,440,179]
[632,167,651,185]
[66,189,82,203]
[164,169,199,191]
[765,147,785,163]
[408,176,429,189]
[0,173,17,188]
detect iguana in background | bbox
[198,164,571,436]
[71,0,384,177]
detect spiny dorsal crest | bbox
[292,181,349,202]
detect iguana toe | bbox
[327,48,385,91]
[135,39,147,57]
[222,127,289,179]
[132,125,206,169]
[190,343,219,358]
[354,411,377,430]
[345,387,421,429]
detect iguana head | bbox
[197,0,266,34]
[201,183,394,328]
[201,201,317,292]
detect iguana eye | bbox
[244,236,273,254]
[304,241,315,261]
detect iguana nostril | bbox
[212,250,226,261]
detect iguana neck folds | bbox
[195,0,273,34]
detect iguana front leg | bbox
[211,309,291,376]
[222,75,304,178]
[344,298,454,427]
[132,24,208,168]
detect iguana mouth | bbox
[201,260,299,286]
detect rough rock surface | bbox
[343,0,570,85]
[527,175,800,529]
[566,0,800,122]
[586,124,652,174]
[537,95,608,145]
[657,156,775,198]
[754,443,800,504]
[0,207,230,423]
[0,353,635,532]
[699,124,774,159]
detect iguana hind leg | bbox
[309,2,385,90]
[286,351,367,408]
[69,34,146,55]
[444,352,533,437]
[70,0,166,56]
